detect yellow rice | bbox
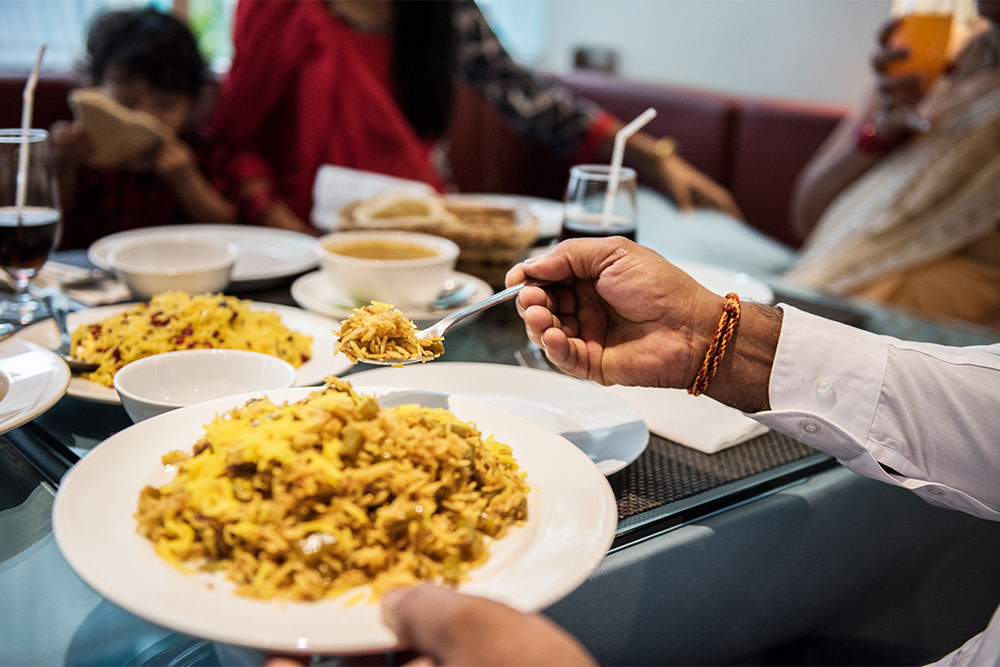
[334,301,443,364]
[71,292,313,386]
[134,377,529,602]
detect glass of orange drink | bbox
[886,0,958,92]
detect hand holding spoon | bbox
[339,282,530,366]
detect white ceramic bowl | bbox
[316,230,459,308]
[113,349,297,423]
[107,236,238,298]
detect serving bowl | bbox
[107,236,238,298]
[113,349,297,423]
[315,229,459,308]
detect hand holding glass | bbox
[0,129,61,324]
[886,0,956,93]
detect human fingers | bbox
[516,282,578,328]
[875,74,923,123]
[264,656,308,667]
[398,657,435,667]
[524,303,574,366]
[523,303,580,360]
[51,121,91,159]
[665,162,695,213]
[690,174,744,220]
[49,120,73,145]
[514,283,553,319]
[877,73,922,101]
[876,16,903,46]
[382,585,594,666]
[507,237,631,288]
[872,45,910,72]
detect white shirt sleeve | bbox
[750,305,1000,521]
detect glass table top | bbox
[3,242,997,665]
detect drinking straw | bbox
[600,107,656,228]
[16,44,46,224]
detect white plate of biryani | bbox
[88,225,318,290]
[15,297,352,404]
[345,362,649,475]
[52,383,617,654]
[0,337,71,434]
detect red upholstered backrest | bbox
[728,99,845,247]
[0,71,76,131]
[447,83,571,200]
[558,70,736,186]
[447,73,846,246]
[0,70,847,246]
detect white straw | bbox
[16,44,46,224]
[601,107,657,227]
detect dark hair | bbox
[85,8,206,98]
[392,0,455,138]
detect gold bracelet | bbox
[654,137,678,160]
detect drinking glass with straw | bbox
[0,45,62,325]
[558,108,656,242]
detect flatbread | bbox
[349,192,461,229]
[68,88,171,169]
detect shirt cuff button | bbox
[800,420,821,435]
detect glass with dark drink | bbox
[559,165,637,242]
[0,129,61,324]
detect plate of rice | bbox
[15,293,353,403]
[52,380,617,653]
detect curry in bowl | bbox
[323,239,439,261]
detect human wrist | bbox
[652,136,677,161]
[855,116,911,154]
[688,292,743,396]
[677,290,727,390]
[238,182,279,226]
[160,163,199,189]
[704,302,782,413]
[626,132,662,170]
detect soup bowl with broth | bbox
[316,230,459,307]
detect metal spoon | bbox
[42,295,99,374]
[59,268,114,290]
[431,279,477,310]
[361,282,530,366]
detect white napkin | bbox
[310,165,435,231]
[33,261,132,306]
[605,385,768,454]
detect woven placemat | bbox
[609,431,818,522]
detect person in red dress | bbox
[210,0,742,234]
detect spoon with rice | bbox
[334,282,530,366]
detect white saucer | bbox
[291,270,493,325]
[672,260,774,304]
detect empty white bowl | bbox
[113,349,297,423]
[107,236,238,298]
[316,230,459,308]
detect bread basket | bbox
[338,193,539,287]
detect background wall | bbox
[485,0,896,109]
[1,0,949,110]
